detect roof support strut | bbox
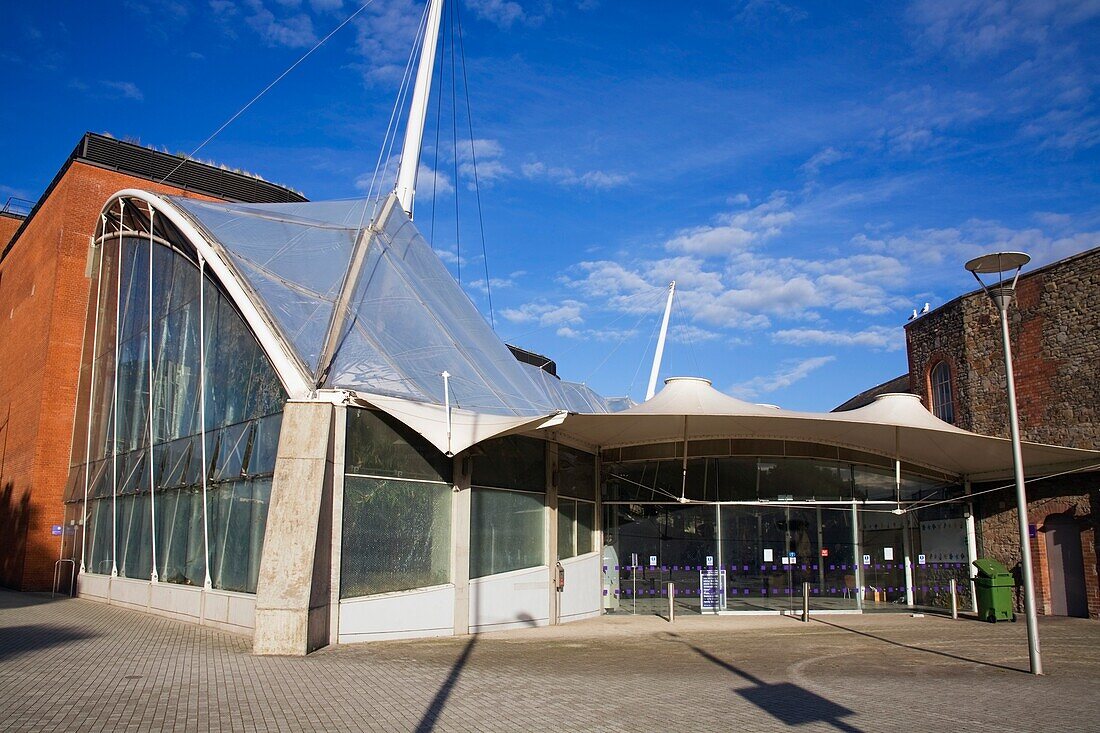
[395,0,445,219]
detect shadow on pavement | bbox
[809,617,1024,674]
[0,589,67,611]
[415,634,477,733]
[0,625,98,663]
[662,632,863,733]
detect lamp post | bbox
[964,251,1042,676]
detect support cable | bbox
[159,0,380,186]
[449,0,461,284]
[455,0,495,328]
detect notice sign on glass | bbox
[700,569,727,612]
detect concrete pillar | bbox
[327,405,347,646]
[452,453,471,635]
[252,401,335,656]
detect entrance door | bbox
[1043,514,1088,618]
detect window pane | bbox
[340,477,452,598]
[207,478,271,593]
[345,408,451,482]
[558,445,596,500]
[155,487,206,586]
[471,436,545,492]
[557,499,576,560]
[577,501,594,556]
[471,488,544,578]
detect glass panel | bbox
[471,436,545,492]
[155,487,206,586]
[207,478,271,593]
[345,408,451,482]
[247,413,282,475]
[558,445,596,500]
[340,477,452,598]
[470,488,544,578]
[85,498,114,575]
[577,501,595,556]
[557,499,576,560]
[116,493,152,580]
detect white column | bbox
[111,200,123,578]
[148,208,158,583]
[965,479,979,613]
[198,257,212,590]
[851,503,862,611]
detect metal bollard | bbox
[802,582,810,622]
[668,582,675,622]
[950,578,958,620]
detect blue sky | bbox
[3,0,1098,410]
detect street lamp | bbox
[964,250,1042,676]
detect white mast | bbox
[395,0,445,219]
[645,281,676,401]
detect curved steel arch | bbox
[98,189,313,399]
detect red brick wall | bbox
[0,215,22,250]
[0,162,220,590]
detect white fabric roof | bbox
[547,377,1099,481]
[167,192,615,417]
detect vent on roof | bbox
[78,134,307,204]
[507,344,557,377]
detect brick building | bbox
[903,246,1100,618]
[0,133,305,592]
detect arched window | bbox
[930,361,954,424]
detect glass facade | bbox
[470,436,547,578]
[66,204,286,594]
[601,442,971,616]
[341,409,452,598]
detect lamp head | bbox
[964,251,1030,309]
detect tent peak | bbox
[664,376,712,386]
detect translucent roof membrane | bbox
[170,197,377,375]
[170,193,616,416]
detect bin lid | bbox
[973,558,1012,578]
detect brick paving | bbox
[2,589,1099,732]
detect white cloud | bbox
[244,0,316,48]
[800,146,846,175]
[457,138,511,185]
[729,356,835,399]
[501,300,585,327]
[100,80,143,101]
[352,0,422,83]
[522,161,630,190]
[665,195,793,256]
[772,326,904,352]
[466,0,527,28]
[909,0,1100,60]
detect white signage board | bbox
[706,555,714,567]
[763,548,774,562]
[700,569,727,612]
[649,555,658,567]
[883,547,894,561]
[918,554,927,565]
[863,554,871,565]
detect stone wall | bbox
[906,247,1100,448]
[906,247,1100,619]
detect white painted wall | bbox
[75,573,256,635]
[559,552,601,622]
[339,584,455,643]
[469,565,550,632]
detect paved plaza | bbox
[2,590,1099,732]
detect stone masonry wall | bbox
[906,247,1100,618]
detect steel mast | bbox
[645,281,676,401]
[395,0,445,219]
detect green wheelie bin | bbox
[973,558,1017,623]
